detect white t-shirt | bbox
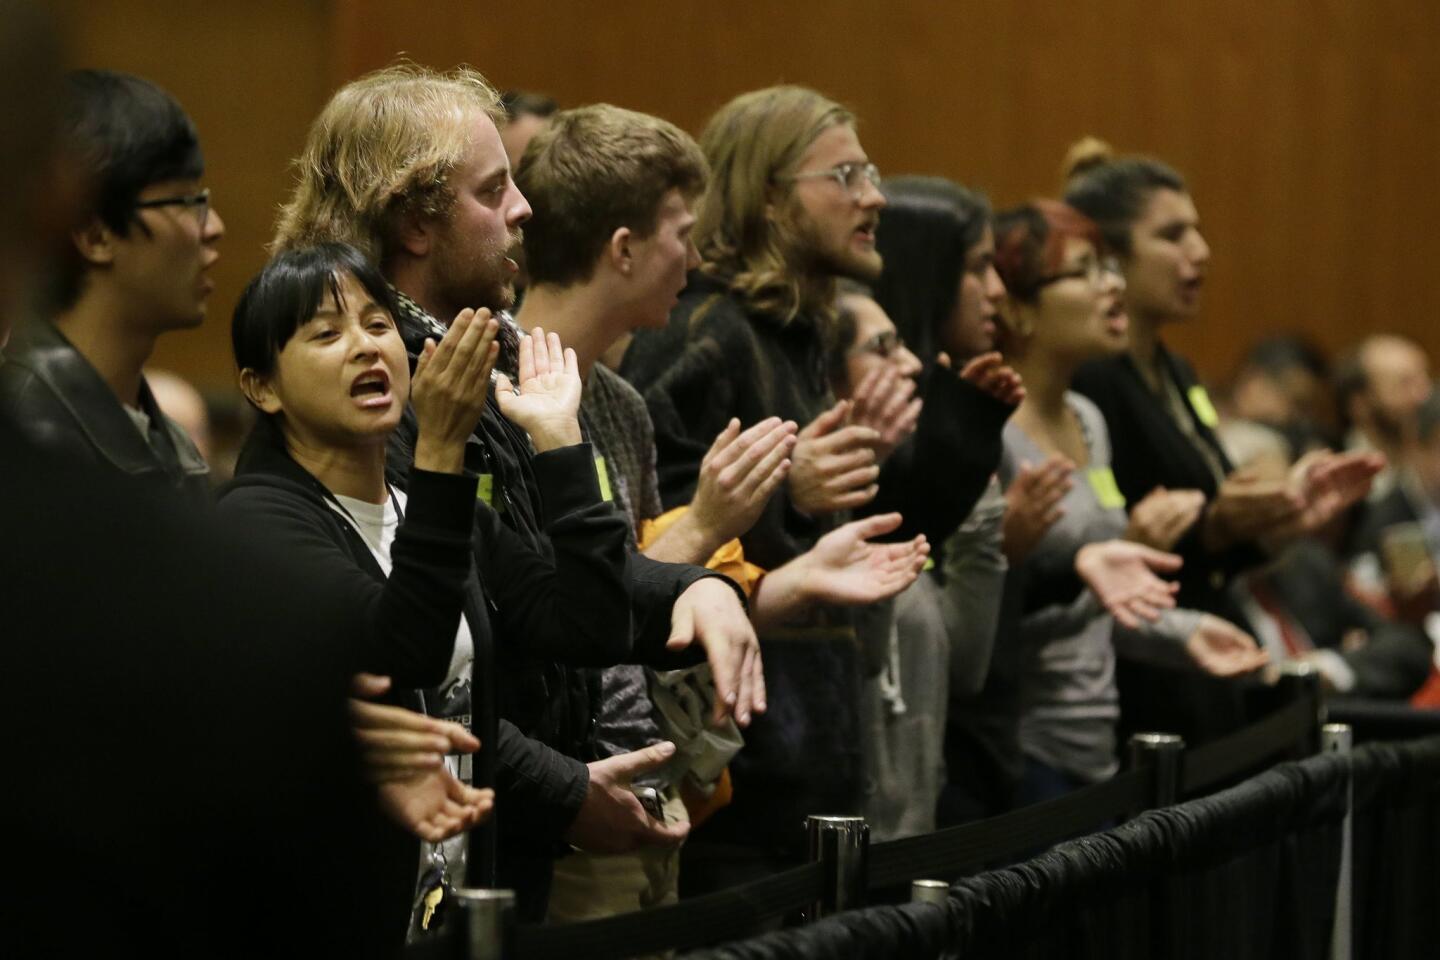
[329,488,475,908]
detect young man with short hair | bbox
[0,70,223,500]
[516,102,929,919]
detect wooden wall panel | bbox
[332,0,1440,384]
[63,1,1440,389]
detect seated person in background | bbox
[514,102,930,914]
[1335,334,1432,503]
[146,366,213,464]
[1350,391,1440,632]
[1222,334,1337,454]
[0,69,223,502]
[500,89,558,168]
[991,199,1268,803]
[1223,420,1435,700]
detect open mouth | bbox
[854,222,877,245]
[1102,299,1129,334]
[350,369,392,407]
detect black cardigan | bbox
[218,423,609,929]
[620,270,833,570]
[1073,346,1265,743]
[1072,346,1266,619]
[866,365,1015,549]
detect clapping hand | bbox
[1074,540,1182,629]
[788,400,881,515]
[1002,455,1074,561]
[495,326,584,452]
[848,365,922,463]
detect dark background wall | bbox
[64,0,1440,392]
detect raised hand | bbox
[788,400,881,516]
[1281,450,1385,538]
[667,578,765,728]
[848,365,922,463]
[1002,455,1074,561]
[495,326,584,452]
[565,741,691,854]
[751,512,929,627]
[348,673,480,783]
[1184,614,1269,677]
[1202,467,1303,549]
[956,351,1025,406]
[1074,540,1182,629]
[688,418,797,547]
[410,308,499,473]
[376,768,494,843]
[1126,486,1207,551]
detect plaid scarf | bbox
[388,285,522,376]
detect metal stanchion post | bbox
[805,815,869,920]
[911,879,959,960]
[1128,732,1185,810]
[451,888,514,960]
[1275,660,1325,757]
[1323,723,1354,960]
[910,879,949,906]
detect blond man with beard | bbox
[274,64,763,923]
[620,86,918,891]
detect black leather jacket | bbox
[0,320,208,502]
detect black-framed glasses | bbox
[1036,254,1123,289]
[782,162,881,202]
[851,328,904,359]
[134,188,210,230]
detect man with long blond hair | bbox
[275,62,764,923]
[620,86,919,890]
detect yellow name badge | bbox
[476,473,494,507]
[1188,385,1220,429]
[1087,467,1127,510]
[595,456,614,502]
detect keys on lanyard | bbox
[417,846,452,932]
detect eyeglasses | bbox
[782,162,881,202]
[851,328,905,359]
[134,188,210,231]
[1036,254,1123,289]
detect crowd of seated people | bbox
[3,35,1437,956]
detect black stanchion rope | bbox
[513,861,823,960]
[1180,694,1317,796]
[865,767,1152,890]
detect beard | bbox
[785,203,882,285]
[432,227,523,316]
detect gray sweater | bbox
[1002,392,1203,783]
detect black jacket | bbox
[1,418,400,958]
[1072,346,1266,615]
[867,366,1014,550]
[622,273,863,855]
[621,270,833,569]
[1253,539,1433,699]
[1072,346,1263,743]
[217,422,608,931]
[389,299,718,912]
[0,319,209,502]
